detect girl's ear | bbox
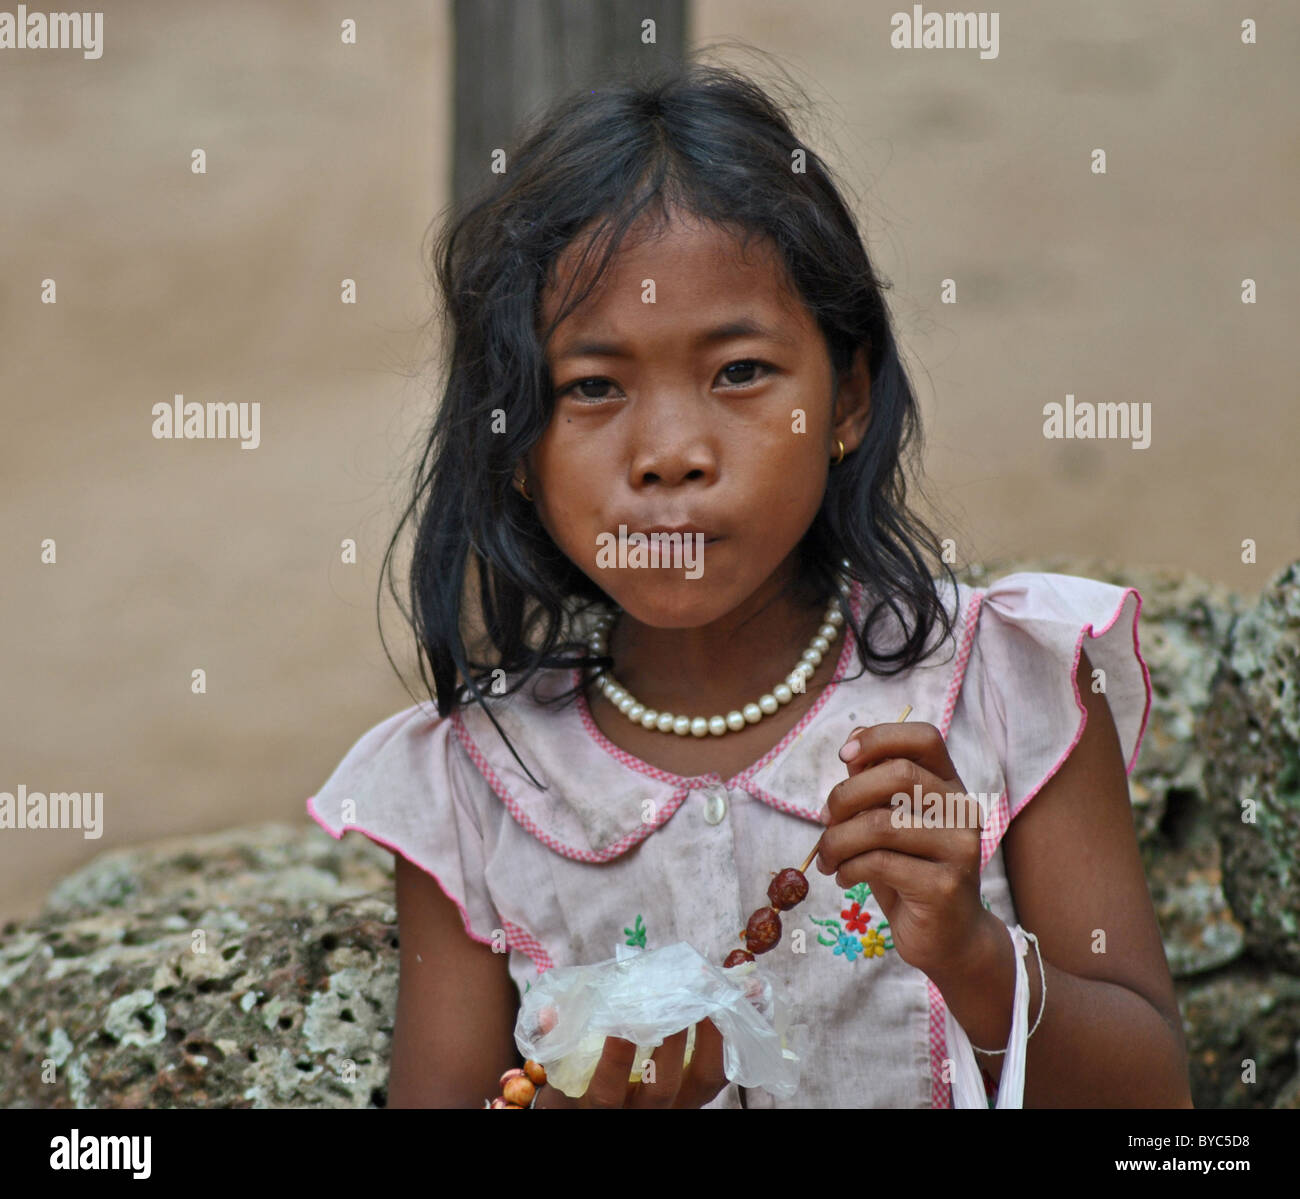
[832,346,872,453]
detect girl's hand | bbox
[816,722,990,981]
[532,1019,728,1108]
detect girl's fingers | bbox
[677,1018,728,1108]
[815,807,978,876]
[825,759,954,826]
[841,722,959,784]
[627,1026,689,1108]
[579,1036,639,1108]
[544,1020,732,1109]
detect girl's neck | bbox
[601,572,835,714]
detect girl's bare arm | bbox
[387,853,519,1108]
[930,648,1192,1106]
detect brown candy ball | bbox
[502,1076,535,1106]
[743,906,782,954]
[723,949,756,968]
[766,867,809,911]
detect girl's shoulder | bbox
[305,701,505,946]
[956,568,1151,822]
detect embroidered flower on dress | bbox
[860,929,888,957]
[840,901,871,933]
[833,932,862,961]
[811,882,894,963]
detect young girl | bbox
[307,62,1191,1109]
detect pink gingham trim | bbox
[927,586,986,1108]
[450,710,692,863]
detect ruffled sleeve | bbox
[305,704,502,948]
[974,572,1152,822]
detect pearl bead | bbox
[582,568,854,738]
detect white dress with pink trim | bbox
[306,571,1151,1108]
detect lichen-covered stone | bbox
[1176,971,1300,1109]
[1201,561,1300,972]
[0,824,398,1109]
[41,821,393,917]
[1145,808,1245,978]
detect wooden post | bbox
[452,0,687,209]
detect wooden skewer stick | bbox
[798,704,913,876]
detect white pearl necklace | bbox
[583,565,852,738]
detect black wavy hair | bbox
[380,54,962,786]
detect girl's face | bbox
[526,212,870,629]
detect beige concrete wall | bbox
[1,1,1295,924]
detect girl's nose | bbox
[627,391,719,487]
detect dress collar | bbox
[451,577,981,861]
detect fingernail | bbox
[838,738,860,762]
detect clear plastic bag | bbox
[514,940,800,1100]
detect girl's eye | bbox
[557,360,772,404]
[566,378,616,402]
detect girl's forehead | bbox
[541,218,798,329]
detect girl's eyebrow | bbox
[553,317,797,361]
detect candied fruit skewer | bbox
[722,705,912,969]
[767,866,809,910]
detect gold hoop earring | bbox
[518,479,533,502]
[832,438,846,465]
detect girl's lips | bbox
[631,525,720,540]
[618,527,724,545]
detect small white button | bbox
[703,789,728,825]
